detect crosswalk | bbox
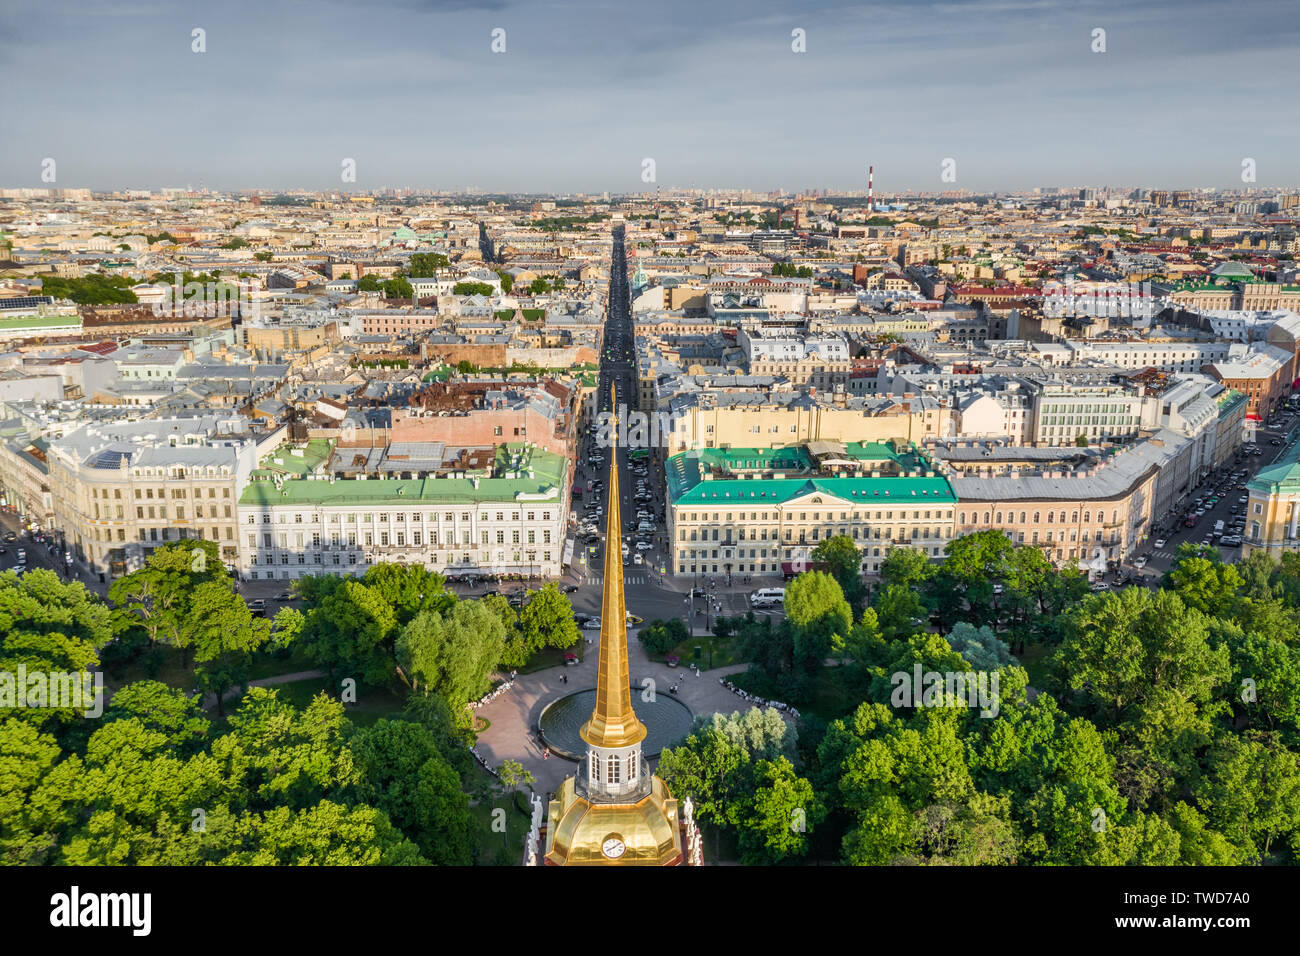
[1151,550,1176,560]
[585,574,649,586]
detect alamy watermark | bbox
[595,402,673,450]
[890,664,1000,718]
[0,665,104,718]
[1042,276,1154,320]
[147,275,262,321]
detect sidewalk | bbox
[200,668,326,710]
[473,628,757,796]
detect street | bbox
[1132,402,1299,581]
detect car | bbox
[632,552,644,565]
[560,583,579,593]
[275,590,294,601]
[635,541,652,551]
[581,618,602,629]
[1221,534,1243,546]
[1134,555,1148,568]
[1271,439,1283,445]
[1154,537,1167,548]
[1090,582,1110,591]
[15,549,25,564]
[1238,496,1249,504]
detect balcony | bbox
[573,757,654,804]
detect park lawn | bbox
[244,646,317,681]
[102,645,197,695]
[517,641,584,675]
[656,635,741,670]
[255,675,408,728]
[1014,643,1053,690]
[470,783,535,866]
[803,668,855,722]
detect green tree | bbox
[878,547,935,590]
[944,622,1012,671]
[811,535,864,607]
[0,569,111,727]
[348,718,474,865]
[300,579,398,687]
[639,618,688,656]
[1163,544,1244,616]
[407,252,449,277]
[518,584,580,653]
[738,757,824,864]
[396,601,506,708]
[382,276,414,299]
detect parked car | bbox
[1154,537,1167,548]
[560,583,579,594]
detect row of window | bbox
[248,551,553,567]
[958,509,1121,525]
[679,525,950,542]
[89,525,232,544]
[94,503,233,520]
[248,510,554,525]
[91,486,232,500]
[252,528,552,548]
[679,509,952,522]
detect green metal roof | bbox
[666,442,954,506]
[240,443,566,507]
[0,314,80,330]
[1248,444,1300,495]
[253,438,334,478]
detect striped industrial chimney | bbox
[868,165,874,212]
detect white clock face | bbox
[601,836,626,859]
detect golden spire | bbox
[581,383,647,750]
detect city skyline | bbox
[2,0,1298,192]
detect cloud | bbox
[0,0,1296,190]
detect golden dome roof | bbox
[544,776,683,866]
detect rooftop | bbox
[239,442,566,507]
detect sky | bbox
[2,0,1298,194]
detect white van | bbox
[751,587,785,608]
[1213,519,1225,536]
